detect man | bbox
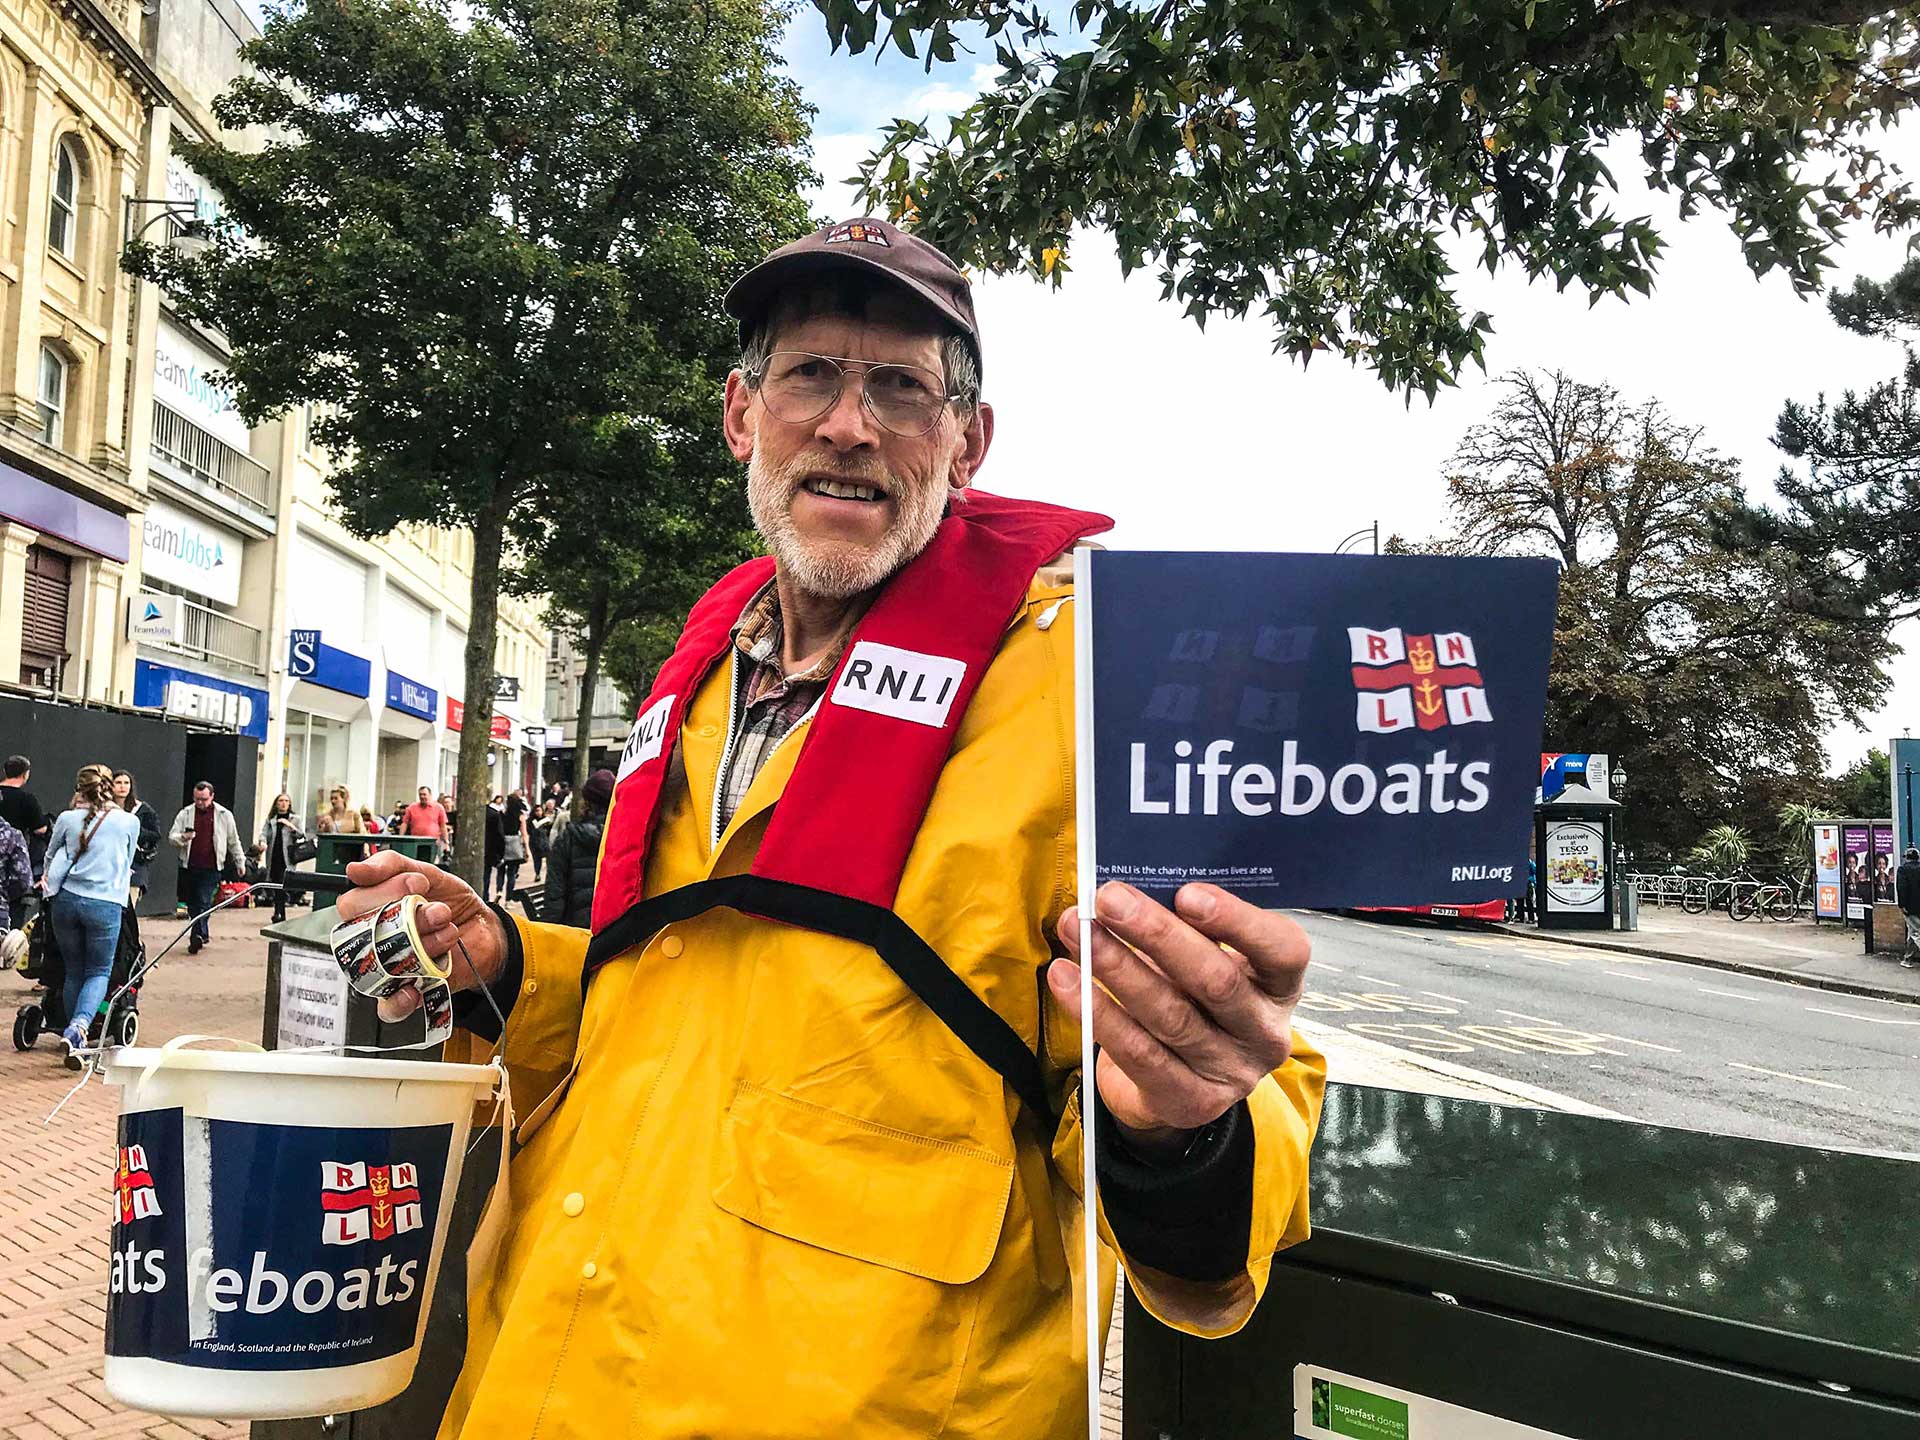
[167,781,245,953]
[0,755,49,881]
[402,784,451,860]
[1899,845,1920,970]
[339,218,1323,1438]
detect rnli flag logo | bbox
[115,1145,162,1223]
[825,221,890,247]
[320,1160,424,1246]
[1348,628,1491,734]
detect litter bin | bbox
[316,832,439,874]
[1618,875,1639,931]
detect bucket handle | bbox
[134,1033,266,1098]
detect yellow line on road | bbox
[1807,1006,1920,1027]
[1727,1061,1850,1091]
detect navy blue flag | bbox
[1083,551,1558,908]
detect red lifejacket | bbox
[582,490,1112,1123]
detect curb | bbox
[1293,1016,1630,1120]
[1494,925,1920,1007]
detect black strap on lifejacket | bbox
[582,874,1057,1130]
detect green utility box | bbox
[315,831,440,873]
[1126,1084,1920,1438]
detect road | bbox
[1294,910,1920,1155]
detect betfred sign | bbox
[443,697,511,742]
[445,697,463,731]
[1083,551,1557,908]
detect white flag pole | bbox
[1072,546,1103,1439]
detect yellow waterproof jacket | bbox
[442,569,1325,1439]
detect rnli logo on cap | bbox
[830,641,965,729]
[826,221,890,247]
[617,692,676,782]
[1349,628,1492,735]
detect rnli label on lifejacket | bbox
[617,693,677,782]
[1087,551,1557,907]
[829,641,966,729]
[105,1108,449,1370]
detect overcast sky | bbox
[783,23,1920,774]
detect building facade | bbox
[543,627,635,789]
[0,0,549,860]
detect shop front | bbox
[281,629,373,823]
[375,667,438,815]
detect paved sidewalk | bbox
[1502,905,1920,1004]
[1,901,269,1440]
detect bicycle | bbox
[1729,881,1795,922]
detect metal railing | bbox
[139,586,264,670]
[149,398,275,514]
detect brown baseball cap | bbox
[724,218,981,374]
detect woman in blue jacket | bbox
[42,763,140,1064]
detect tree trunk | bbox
[453,484,514,889]
[570,587,610,822]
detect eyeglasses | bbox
[746,351,962,438]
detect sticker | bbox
[828,641,966,729]
[617,693,676,782]
[327,895,453,1045]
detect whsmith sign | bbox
[1080,551,1557,909]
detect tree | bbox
[126,0,812,883]
[1689,824,1752,872]
[1435,370,1890,854]
[1833,747,1893,816]
[515,413,760,816]
[810,0,1920,397]
[1720,255,1920,621]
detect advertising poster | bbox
[1842,824,1872,917]
[1084,551,1558,908]
[1541,819,1606,913]
[1295,1364,1574,1440]
[1812,822,1842,920]
[141,499,244,607]
[1873,823,1896,902]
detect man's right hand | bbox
[339,850,506,1022]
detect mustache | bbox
[769,452,895,495]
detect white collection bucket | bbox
[101,1045,500,1420]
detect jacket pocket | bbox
[713,1080,1014,1285]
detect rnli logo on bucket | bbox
[321,1162,424,1245]
[105,1108,453,1373]
[116,1146,162,1223]
[1348,628,1491,734]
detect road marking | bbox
[1599,1032,1683,1054]
[1606,970,1657,983]
[1355,973,1402,988]
[1807,1006,1920,1027]
[1727,1061,1850,1091]
[1699,987,1762,1002]
[1314,962,1344,973]
[1519,951,1572,966]
[1423,990,1470,1005]
[1496,1009,1559,1026]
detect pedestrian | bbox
[498,789,529,902]
[542,768,611,927]
[401,785,451,863]
[336,218,1321,1434]
[316,786,367,866]
[43,764,140,1064]
[0,813,30,937]
[483,795,506,901]
[0,754,50,881]
[1899,845,1920,970]
[166,781,246,954]
[360,805,384,835]
[255,794,309,925]
[528,799,553,882]
[111,770,161,906]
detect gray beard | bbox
[747,450,954,601]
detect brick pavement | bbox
[1,901,266,1440]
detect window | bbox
[47,139,79,257]
[37,344,67,448]
[21,544,71,686]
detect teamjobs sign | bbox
[1080,552,1559,908]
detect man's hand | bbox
[1049,881,1309,1159]
[338,851,507,1023]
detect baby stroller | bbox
[11,892,144,1051]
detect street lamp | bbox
[122,195,212,257]
[1334,521,1379,556]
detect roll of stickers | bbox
[328,896,454,1045]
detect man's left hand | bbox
[1049,881,1309,1160]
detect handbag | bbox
[504,833,527,864]
[291,834,319,865]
